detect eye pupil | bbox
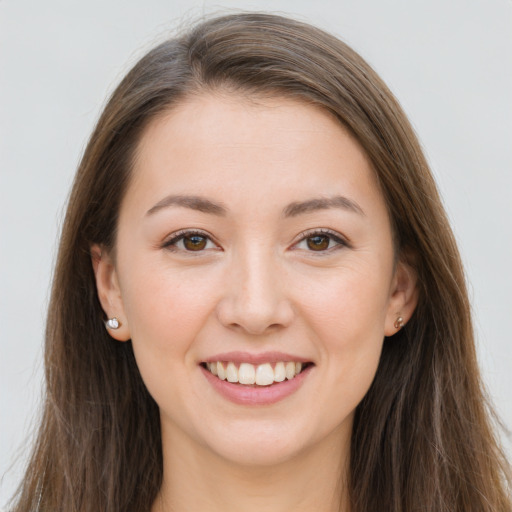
[184,235,207,251]
[307,235,329,251]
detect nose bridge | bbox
[239,245,278,308]
[217,241,293,334]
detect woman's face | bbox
[95,93,416,466]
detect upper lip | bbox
[202,351,312,365]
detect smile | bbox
[203,361,309,386]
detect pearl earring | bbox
[394,316,404,330]
[105,317,120,330]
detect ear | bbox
[90,244,131,341]
[384,256,419,336]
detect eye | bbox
[163,230,219,252]
[305,235,331,251]
[293,229,348,252]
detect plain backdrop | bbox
[1,0,511,506]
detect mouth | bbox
[200,361,314,386]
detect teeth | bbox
[205,360,306,386]
[217,362,226,380]
[226,362,238,383]
[285,362,296,380]
[239,363,256,384]
[274,362,286,382]
[255,363,274,386]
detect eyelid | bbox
[291,228,351,251]
[161,227,350,253]
[161,228,221,252]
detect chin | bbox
[212,435,307,467]
[197,417,341,468]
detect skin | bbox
[92,92,417,511]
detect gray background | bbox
[1,0,511,505]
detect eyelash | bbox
[161,228,350,254]
[162,229,219,253]
[293,228,350,253]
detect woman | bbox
[10,12,511,512]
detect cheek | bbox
[122,259,215,334]
[298,257,392,336]
[117,260,221,386]
[297,260,391,408]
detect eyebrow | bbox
[146,194,364,217]
[283,196,365,217]
[146,195,228,216]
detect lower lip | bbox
[200,365,313,405]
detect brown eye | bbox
[183,235,208,251]
[306,235,330,251]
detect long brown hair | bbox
[10,12,511,511]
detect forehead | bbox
[125,92,384,217]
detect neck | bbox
[153,422,351,512]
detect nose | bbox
[216,249,295,335]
